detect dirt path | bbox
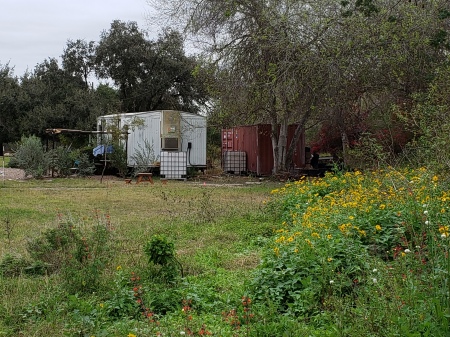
[0,167,26,180]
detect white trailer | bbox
[96,110,207,178]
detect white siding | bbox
[97,110,207,169]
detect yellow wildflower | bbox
[116,265,122,271]
[375,225,382,231]
[275,236,286,243]
[274,247,280,256]
[439,226,449,237]
[128,333,137,337]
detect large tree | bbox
[149,0,450,172]
[149,0,337,173]
[18,58,107,137]
[95,20,208,113]
[315,0,450,166]
[0,63,21,144]
[62,39,97,89]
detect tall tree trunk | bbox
[271,118,279,175]
[271,118,288,174]
[277,120,288,172]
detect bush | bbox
[109,142,128,177]
[130,139,158,176]
[9,135,50,178]
[48,146,74,177]
[0,253,29,277]
[26,214,114,293]
[74,151,95,176]
[144,235,183,283]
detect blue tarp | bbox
[93,145,114,156]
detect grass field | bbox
[0,176,281,336]
[2,169,449,336]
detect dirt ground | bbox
[0,167,271,185]
[0,167,26,180]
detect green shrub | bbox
[0,253,29,277]
[74,151,95,176]
[26,215,114,293]
[48,146,74,177]
[9,135,50,178]
[104,268,140,319]
[109,142,128,177]
[144,235,183,283]
[130,139,158,176]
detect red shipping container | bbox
[222,124,305,176]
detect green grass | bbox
[5,170,446,336]
[1,156,10,167]
[0,176,281,336]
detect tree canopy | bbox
[149,0,450,172]
[0,20,209,144]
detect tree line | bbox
[0,20,209,147]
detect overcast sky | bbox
[0,0,157,78]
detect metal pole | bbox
[2,144,5,185]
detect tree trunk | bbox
[285,124,304,170]
[341,130,350,167]
[271,118,288,174]
[271,119,279,175]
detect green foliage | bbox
[9,135,50,178]
[0,253,29,277]
[251,233,370,316]
[74,151,96,176]
[109,142,128,177]
[104,268,140,319]
[130,139,157,176]
[26,215,114,293]
[397,65,450,174]
[143,284,181,315]
[144,235,183,283]
[48,146,74,177]
[255,168,450,335]
[46,146,95,177]
[144,235,176,266]
[347,132,387,170]
[96,21,208,113]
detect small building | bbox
[97,110,207,179]
[222,124,306,176]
